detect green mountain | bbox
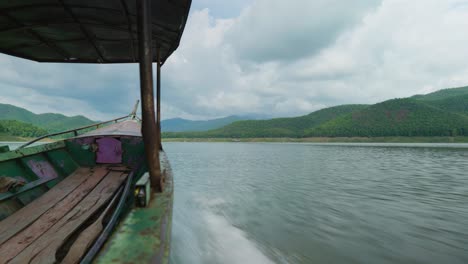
[163,105,369,138]
[164,85,468,138]
[412,85,468,101]
[161,115,253,132]
[420,94,468,116]
[3,85,468,140]
[306,98,468,137]
[0,103,95,133]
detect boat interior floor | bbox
[0,165,130,264]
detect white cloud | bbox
[162,0,468,118]
[0,84,111,120]
[288,0,468,103]
[226,0,381,62]
[0,54,140,120]
[2,0,468,120]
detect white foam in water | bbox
[202,211,274,264]
[171,195,275,264]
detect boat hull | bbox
[0,120,173,263]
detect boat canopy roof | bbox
[0,0,191,64]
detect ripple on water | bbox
[166,142,468,264]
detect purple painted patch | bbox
[26,160,59,181]
[96,137,122,164]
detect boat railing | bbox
[18,115,131,149]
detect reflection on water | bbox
[165,142,468,264]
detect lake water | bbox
[165,142,468,264]
[3,142,468,263]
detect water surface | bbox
[3,142,468,263]
[165,142,468,264]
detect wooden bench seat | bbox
[0,165,129,264]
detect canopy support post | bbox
[137,0,162,191]
[156,47,162,150]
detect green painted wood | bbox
[121,137,145,167]
[0,146,9,153]
[65,140,96,167]
[0,160,36,181]
[0,178,53,202]
[15,154,65,205]
[0,159,45,220]
[45,149,79,176]
[20,155,60,189]
[0,147,79,200]
[0,141,65,162]
[0,141,80,216]
[96,153,174,264]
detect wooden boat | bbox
[0,0,191,263]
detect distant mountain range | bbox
[163,85,468,138]
[161,115,264,132]
[2,85,468,140]
[0,103,264,135]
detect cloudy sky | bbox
[1,0,468,121]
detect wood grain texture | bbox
[10,171,127,264]
[0,167,109,262]
[61,189,121,264]
[0,167,87,245]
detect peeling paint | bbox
[26,160,58,181]
[96,138,122,164]
[96,153,173,264]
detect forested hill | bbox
[412,85,468,101]
[164,85,468,138]
[0,120,48,138]
[162,115,251,132]
[0,103,95,133]
[306,99,468,137]
[214,105,369,137]
[2,85,468,139]
[163,105,369,138]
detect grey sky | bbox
[1,0,468,121]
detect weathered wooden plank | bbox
[0,167,88,245]
[0,141,65,162]
[61,188,121,264]
[0,159,42,213]
[94,152,173,264]
[0,167,109,261]
[0,176,56,202]
[0,200,22,222]
[11,171,127,264]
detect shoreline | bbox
[3,136,468,144]
[162,136,468,143]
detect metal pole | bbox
[130,100,140,119]
[156,47,162,150]
[137,0,162,191]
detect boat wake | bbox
[171,196,274,264]
[201,212,274,264]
